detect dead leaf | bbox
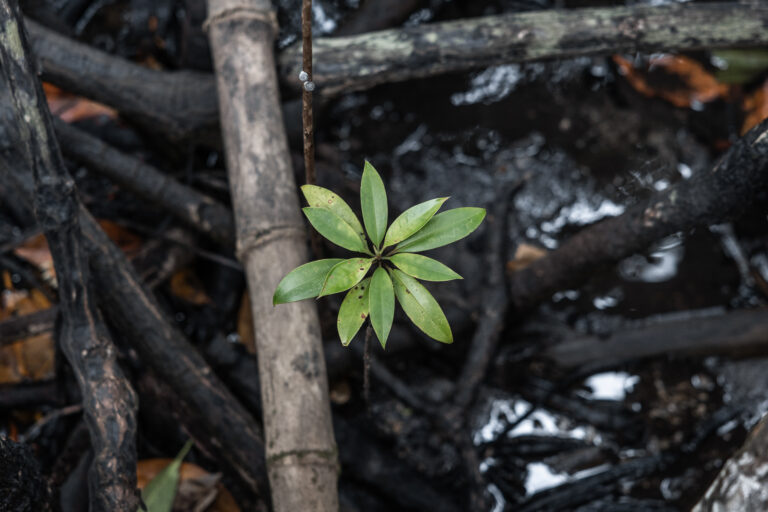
[613,55,730,108]
[237,293,255,354]
[13,234,55,286]
[97,220,143,257]
[170,269,212,305]
[742,80,768,134]
[0,272,55,384]
[43,83,118,123]
[507,243,547,273]
[329,380,351,405]
[137,459,240,512]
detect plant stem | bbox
[302,0,322,259]
[363,323,372,410]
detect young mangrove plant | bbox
[273,161,486,348]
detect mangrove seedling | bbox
[273,161,486,348]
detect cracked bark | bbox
[0,2,139,509]
[25,3,768,141]
[205,0,339,510]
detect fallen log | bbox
[25,4,768,140]
[510,117,768,310]
[1,119,269,501]
[0,4,139,509]
[54,119,236,246]
[546,309,768,370]
[206,0,339,508]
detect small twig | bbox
[363,323,372,409]
[301,0,323,259]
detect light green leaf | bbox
[141,440,193,512]
[337,278,370,346]
[388,253,462,281]
[303,207,370,254]
[382,197,448,249]
[301,184,367,246]
[360,161,388,247]
[395,207,486,253]
[273,259,344,304]
[390,269,452,344]
[319,257,373,297]
[369,267,394,349]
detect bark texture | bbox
[0,3,139,510]
[205,1,339,510]
[26,4,768,140]
[693,414,768,511]
[280,2,768,94]
[510,117,768,309]
[547,308,768,369]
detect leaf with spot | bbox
[388,253,462,281]
[319,257,374,297]
[337,278,370,346]
[141,440,193,512]
[360,161,388,248]
[395,207,486,253]
[273,258,344,304]
[301,184,367,247]
[303,207,371,254]
[390,269,452,344]
[382,197,447,249]
[369,267,394,349]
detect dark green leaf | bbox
[337,278,370,346]
[141,440,193,512]
[713,49,768,84]
[395,207,486,253]
[388,253,462,281]
[301,185,367,245]
[360,161,388,247]
[319,257,373,297]
[273,259,344,304]
[369,267,394,349]
[390,269,452,344]
[382,197,447,249]
[303,207,370,254]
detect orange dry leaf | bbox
[237,292,255,353]
[613,55,730,108]
[43,83,117,123]
[0,271,55,384]
[742,80,768,134]
[507,243,547,273]
[13,222,142,281]
[170,268,212,305]
[137,459,240,512]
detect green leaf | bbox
[382,197,448,249]
[319,257,373,297]
[141,440,193,512]
[390,269,452,344]
[360,161,388,247]
[303,207,370,254]
[388,253,462,281]
[369,267,394,349]
[273,258,344,304]
[337,278,370,346]
[301,185,367,246]
[395,207,486,253]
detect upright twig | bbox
[363,323,372,407]
[301,0,323,257]
[0,2,139,510]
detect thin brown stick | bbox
[301,0,322,258]
[363,323,372,407]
